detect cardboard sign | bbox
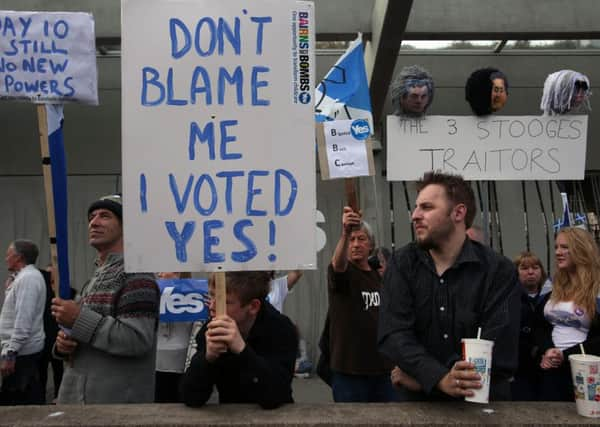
[158,278,209,323]
[386,115,588,181]
[317,119,374,179]
[122,0,316,272]
[0,11,98,104]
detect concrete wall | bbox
[0,402,593,426]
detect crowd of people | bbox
[1,171,599,407]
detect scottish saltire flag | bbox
[554,192,572,231]
[554,192,588,231]
[46,104,71,299]
[314,35,373,131]
[158,279,209,322]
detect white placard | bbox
[323,119,370,178]
[122,0,316,272]
[387,115,588,181]
[0,11,98,104]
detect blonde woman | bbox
[535,227,600,401]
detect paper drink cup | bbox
[569,354,600,417]
[461,338,494,403]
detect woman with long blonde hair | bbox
[535,227,600,401]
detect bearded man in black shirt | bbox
[378,172,520,401]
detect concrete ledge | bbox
[1,402,600,426]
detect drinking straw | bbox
[580,343,586,355]
[477,327,482,340]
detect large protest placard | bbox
[122,0,316,272]
[0,11,98,104]
[1,10,98,299]
[387,115,588,181]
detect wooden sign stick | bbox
[36,104,60,297]
[215,271,227,317]
[345,177,359,212]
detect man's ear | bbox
[453,204,467,223]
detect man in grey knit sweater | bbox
[0,240,46,405]
[51,194,160,404]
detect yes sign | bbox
[158,278,209,322]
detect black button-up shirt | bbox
[378,238,520,399]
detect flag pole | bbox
[36,104,60,297]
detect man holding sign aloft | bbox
[326,207,396,402]
[378,172,521,401]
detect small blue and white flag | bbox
[46,104,71,299]
[554,192,573,231]
[158,279,209,323]
[554,192,588,231]
[314,35,373,132]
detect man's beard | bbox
[416,234,439,251]
[416,217,455,250]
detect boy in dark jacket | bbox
[181,271,297,409]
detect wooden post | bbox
[214,271,227,317]
[36,104,60,297]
